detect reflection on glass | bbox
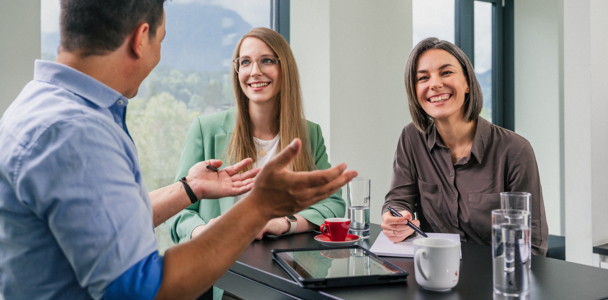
[413,0,455,45]
[281,249,402,279]
[40,0,271,254]
[474,1,493,122]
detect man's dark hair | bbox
[60,0,166,56]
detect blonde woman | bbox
[166,28,344,246]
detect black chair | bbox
[546,234,565,260]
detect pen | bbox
[206,164,219,172]
[387,206,428,238]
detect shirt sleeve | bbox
[105,251,164,300]
[165,118,207,243]
[507,141,549,256]
[296,124,346,226]
[383,126,418,217]
[15,117,159,300]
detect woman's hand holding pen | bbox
[381,210,420,243]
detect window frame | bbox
[455,0,514,130]
[271,0,290,43]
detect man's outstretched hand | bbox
[248,139,358,220]
[186,158,260,200]
[156,139,357,300]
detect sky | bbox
[172,0,270,28]
[413,0,492,74]
[41,0,270,34]
[41,0,60,34]
[41,0,491,73]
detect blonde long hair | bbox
[227,27,314,172]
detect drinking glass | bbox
[500,192,531,212]
[500,192,532,266]
[347,177,371,239]
[492,209,530,298]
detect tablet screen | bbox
[275,248,405,279]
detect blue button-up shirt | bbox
[0,60,160,299]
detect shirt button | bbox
[116,99,125,105]
[450,172,454,177]
[453,196,457,201]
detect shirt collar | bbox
[426,122,440,151]
[470,117,491,164]
[33,60,127,108]
[425,116,491,164]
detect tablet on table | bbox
[272,246,408,289]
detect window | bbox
[41,0,274,253]
[474,1,493,122]
[413,0,514,129]
[413,0,455,45]
[458,0,514,129]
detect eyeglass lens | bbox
[234,56,279,74]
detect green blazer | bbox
[165,108,345,243]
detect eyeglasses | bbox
[233,56,280,74]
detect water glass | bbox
[500,192,532,266]
[492,209,531,298]
[347,177,371,239]
[500,192,531,212]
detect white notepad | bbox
[369,232,462,258]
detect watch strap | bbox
[283,215,297,235]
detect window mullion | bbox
[455,0,475,65]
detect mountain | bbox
[40,3,255,72]
[160,3,254,72]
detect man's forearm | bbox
[155,194,269,300]
[149,182,192,227]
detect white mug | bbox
[414,238,461,292]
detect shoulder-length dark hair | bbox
[404,37,483,133]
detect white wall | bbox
[514,0,563,236]
[292,0,412,224]
[290,0,331,154]
[590,0,608,248]
[0,0,41,116]
[562,0,593,266]
[516,0,608,265]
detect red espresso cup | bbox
[320,218,351,241]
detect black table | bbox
[214,224,608,300]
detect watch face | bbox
[286,215,297,222]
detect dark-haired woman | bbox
[381,38,548,256]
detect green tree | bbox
[204,79,223,110]
[127,93,199,254]
[127,93,200,191]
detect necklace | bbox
[451,138,473,164]
[255,139,270,157]
[254,135,278,157]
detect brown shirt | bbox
[383,117,548,256]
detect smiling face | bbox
[415,49,470,122]
[237,37,282,105]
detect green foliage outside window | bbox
[127,68,234,254]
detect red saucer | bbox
[314,234,361,246]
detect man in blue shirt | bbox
[0,1,357,299]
